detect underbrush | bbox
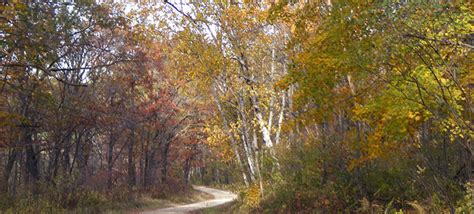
[245,142,473,213]
[0,188,106,213]
[0,178,192,213]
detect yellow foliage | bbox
[243,184,261,208]
[203,123,234,162]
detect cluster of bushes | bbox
[0,177,190,213]
[0,186,108,213]
[255,142,473,213]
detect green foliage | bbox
[455,183,474,213]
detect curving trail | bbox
[139,186,237,214]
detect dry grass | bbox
[120,188,214,214]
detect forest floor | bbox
[135,186,237,214]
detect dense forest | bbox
[0,0,472,213]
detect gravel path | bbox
[139,186,237,214]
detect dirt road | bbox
[139,186,237,214]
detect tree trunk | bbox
[2,148,18,192]
[25,131,40,183]
[107,132,115,189]
[160,141,170,184]
[183,156,192,185]
[77,131,91,186]
[46,145,61,183]
[238,91,257,182]
[144,149,157,187]
[128,130,136,187]
[250,93,274,148]
[213,84,250,187]
[275,93,286,145]
[62,146,71,176]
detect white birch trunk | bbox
[251,94,274,148]
[237,91,257,182]
[275,93,286,145]
[241,133,256,182]
[253,128,264,197]
[268,96,274,132]
[212,85,250,187]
